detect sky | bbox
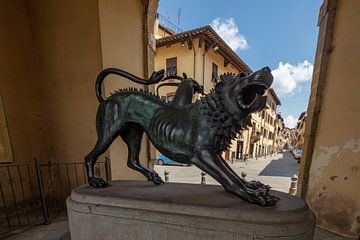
[158,0,323,128]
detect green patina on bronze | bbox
[85,67,279,207]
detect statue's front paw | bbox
[88,177,108,188]
[149,172,164,185]
[246,183,279,207]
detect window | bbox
[212,63,219,82]
[166,57,177,76]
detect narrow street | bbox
[154,151,300,193]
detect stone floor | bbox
[2,152,352,240]
[2,215,69,240]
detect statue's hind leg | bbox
[121,123,164,185]
[85,102,122,187]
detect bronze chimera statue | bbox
[85,67,279,206]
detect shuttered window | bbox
[166,57,177,76]
[212,63,219,82]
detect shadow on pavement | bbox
[258,152,300,177]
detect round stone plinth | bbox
[67,180,315,240]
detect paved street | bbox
[155,151,300,193]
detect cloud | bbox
[210,18,248,51]
[271,60,314,96]
[284,115,298,128]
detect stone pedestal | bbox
[67,180,315,240]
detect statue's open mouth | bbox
[238,66,273,109]
[239,84,268,108]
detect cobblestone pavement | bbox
[154,151,300,193]
[3,151,351,240]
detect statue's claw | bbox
[88,177,108,188]
[149,172,164,185]
[244,180,279,207]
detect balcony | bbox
[250,131,261,143]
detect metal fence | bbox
[0,158,110,237]
[157,13,183,34]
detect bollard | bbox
[201,172,206,184]
[289,174,298,195]
[241,171,247,180]
[164,170,169,182]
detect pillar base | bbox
[67,180,315,240]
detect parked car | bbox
[293,149,302,163]
[155,155,176,165]
[155,155,192,166]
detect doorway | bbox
[236,141,243,159]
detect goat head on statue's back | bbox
[85,67,279,206]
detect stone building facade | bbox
[298,0,360,238]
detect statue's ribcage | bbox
[149,110,188,147]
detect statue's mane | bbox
[196,88,250,153]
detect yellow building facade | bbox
[295,111,306,149]
[273,113,285,152]
[154,26,248,98]
[238,89,281,159]
[154,22,283,160]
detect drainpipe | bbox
[202,51,206,88]
[189,33,196,78]
[202,41,218,91]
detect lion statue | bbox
[85,67,278,206]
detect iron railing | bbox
[157,13,183,34]
[0,158,110,237]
